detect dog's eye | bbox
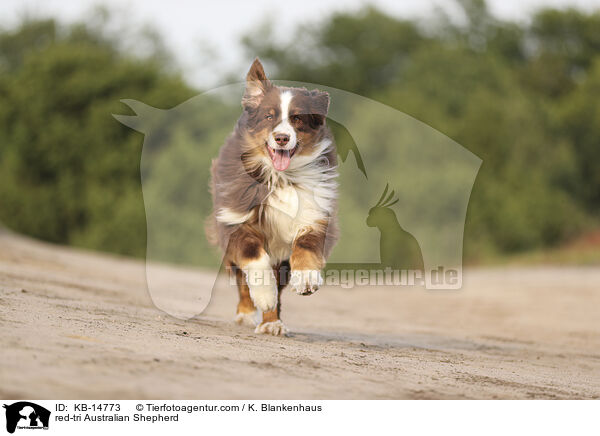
[265,114,273,120]
[291,115,301,123]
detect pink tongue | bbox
[272,149,291,171]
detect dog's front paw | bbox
[255,320,289,336]
[289,270,323,295]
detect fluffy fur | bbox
[207,58,338,336]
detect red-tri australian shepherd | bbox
[207,58,338,336]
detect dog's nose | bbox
[274,133,289,146]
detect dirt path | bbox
[1,230,599,399]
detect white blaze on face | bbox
[268,90,297,151]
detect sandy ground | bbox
[1,229,599,399]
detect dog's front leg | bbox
[289,227,326,295]
[227,226,278,312]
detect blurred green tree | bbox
[0,18,194,256]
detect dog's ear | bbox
[242,58,271,110]
[310,90,329,127]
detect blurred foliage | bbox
[0,1,599,264]
[0,17,194,257]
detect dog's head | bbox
[240,58,330,172]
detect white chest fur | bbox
[263,183,330,264]
[215,140,337,264]
[261,139,337,264]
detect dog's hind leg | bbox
[255,261,290,336]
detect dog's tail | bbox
[204,213,219,247]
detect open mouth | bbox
[266,145,297,171]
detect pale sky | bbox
[3,0,599,87]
